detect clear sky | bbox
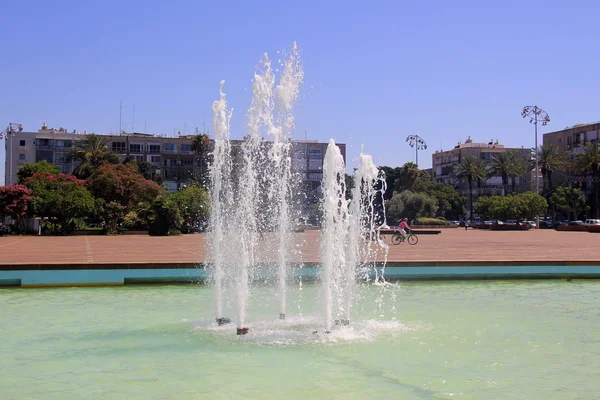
[2,0,600,185]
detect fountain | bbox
[207,44,386,335]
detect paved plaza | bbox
[0,229,598,267]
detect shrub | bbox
[414,217,450,226]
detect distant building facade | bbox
[4,124,344,195]
[542,121,600,190]
[431,137,532,196]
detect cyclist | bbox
[398,218,412,240]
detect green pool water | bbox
[2,280,599,399]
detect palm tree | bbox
[574,141,600,218]
[487,152,513,194]
[537,144,567,198]
[453,156,487,219]
[191,133,211,187]
[508,151,529,194]
[487,151,529,195]
[67,134,118,178]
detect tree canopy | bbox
[17,160,61,183]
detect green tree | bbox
[475,193,547,222]
[345,173,355,200]
[487,152,528,194]
[67,134,120,179]
[86,164,165,209]
[487,152,512,194]
[508,151,529,193]
[386,193,405,225]
[393,162,430,192]
[148,196,183,236]
[123,159,163,184]
[0,185,35,232]
[452,156,487,219]
[537,144,567,199]
[573,141,600,218]
[16,160,60,183]
[549,187,588,221]
[168,185,211,233]
[25,172,95,234]
[387,190,437,222]
[514,192,548,221]
[413,180,466,220]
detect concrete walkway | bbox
[0,229,598,267]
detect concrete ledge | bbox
[2,263,600,287]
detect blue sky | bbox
[2,0,600,185]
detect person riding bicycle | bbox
[398,218,412,239]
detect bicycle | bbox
[391,230,418,245]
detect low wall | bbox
[2,262,600,287]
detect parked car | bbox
[569,220,585,226]
[584,219,600,226]
[539,221,554,229]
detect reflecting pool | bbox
[2,280,599,399]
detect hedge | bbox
[414,217,450,226]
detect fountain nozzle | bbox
[236,327,249,335]
[335,319,350,326]
[216,317,231,326]
[279,313,286,320]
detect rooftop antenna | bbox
[119,100,123,134]
[144,120,147,134]
[132,105,135,132]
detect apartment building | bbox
[543,122,600,159]
[431,137,532,195]
[542,121,600,188]
[4,124,344,194]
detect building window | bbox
[134,155,144,162]
[180,144,192,153]
[150,155,161,163]
[308,149,321,159]
[55,140,73,148]
[147,144,161,153]
[36,150,53,162]
[164,143,176,151]
[480,152,493,161]
[19,154,25,161]
[181,158,193,166]
[309,173,322,181]
[112,142,126,152]
[36,139,53,149]
[19,140,26,146]
[129,143,142,153]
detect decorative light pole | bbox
[406,134,427,167]
[1,123,24,185]
[521,106,550,228]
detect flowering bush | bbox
[0,185,35,230]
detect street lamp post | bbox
[406,134,427,167]
[521,106,550,228]
[1,123,24,185]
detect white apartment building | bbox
[4,124,344,195]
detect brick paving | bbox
[0,229,598,266]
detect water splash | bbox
[208,81,233,321]
[320,139,349,332]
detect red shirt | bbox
[399,221,409,230]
